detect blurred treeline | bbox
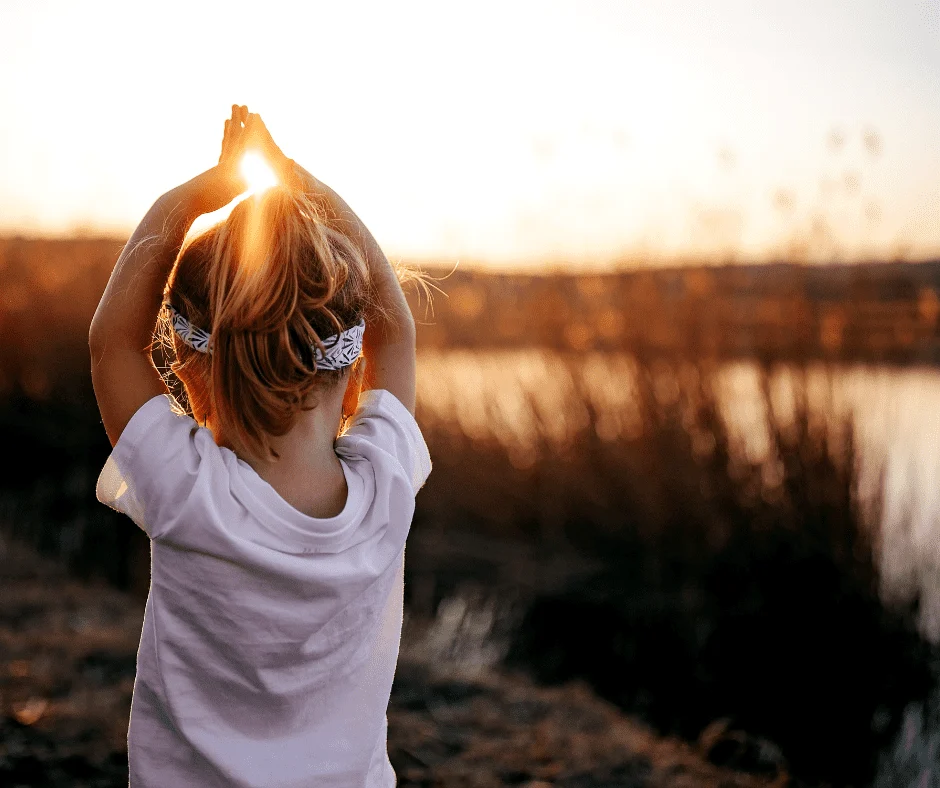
[1,238,939,402]
[413,260,940,363]
[1,236,940,784]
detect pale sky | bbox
[0,0,937,268]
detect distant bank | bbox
[410,259,940,365]
[1,237,939,399]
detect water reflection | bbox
[417,350,940,641]
[415,351,940,782]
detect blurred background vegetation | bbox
[1,231,940,784]
[3,0,940,783]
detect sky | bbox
[0,0,937,269]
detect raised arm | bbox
[89,106,249,446]
[243,114,417,415]
[295,162,417,415]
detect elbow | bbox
[377,298,415,345]
[88,306,115,363]
[88,319,106,362]
[394,308,416,352]
[400,307,416,342]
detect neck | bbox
[189,370,360,517]
[215,386,349,518]
[262,410,342,473]
[256,395,343,467]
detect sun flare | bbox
[239,151,279,194]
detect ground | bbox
[0,534,783,787]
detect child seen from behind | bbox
[89,105,432,787]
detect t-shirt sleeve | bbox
[337,389,432,495]
[96,393,217,539]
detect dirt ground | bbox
[0,534,783,787]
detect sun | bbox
[186,151,280,239]
[239,151,279,194]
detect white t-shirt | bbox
[96,388,432,788]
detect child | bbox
[89,105,432,787]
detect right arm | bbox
[243,113,417,414]
[292,161,417,415]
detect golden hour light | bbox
[239,151,279,195]
[186,151,281,238]
[1,1,937,265]
[5,4,940,786]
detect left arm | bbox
[89,106,248,446]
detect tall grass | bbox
[0,392,150,595]
[0,351,935,784]
[415,353,935,785]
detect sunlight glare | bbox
[186,151,280,241]
[239,151,279,194]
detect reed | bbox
[0,352,935,784]
[413,354,934,784]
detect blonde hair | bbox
[158,187,379,459]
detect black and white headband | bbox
[164,303,365,371]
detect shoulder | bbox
[335,389,432,495]
[96,393,228,537]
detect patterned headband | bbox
[164,303,365,371]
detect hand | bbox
[190,103,251,212]
[243,112,302,189]
[219,104,250,172]
[166,105,251,216]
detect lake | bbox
[416,350,940,644]
[410,351,940,781]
